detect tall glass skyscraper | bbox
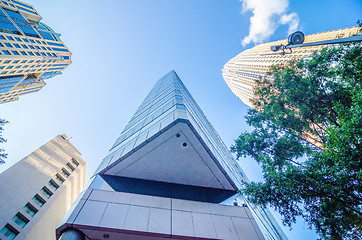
[0,0,71,104]
[57,71,287,240]
[222,27,360,108]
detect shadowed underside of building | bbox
[56,71,287,240]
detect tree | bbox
[0,119,8,164]
[231,42,362,239]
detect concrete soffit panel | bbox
[99,119,238,191]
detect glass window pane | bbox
[32,194,45,207]
[12,213,29,228]
[22,203,38,217]
[40,187,53,199]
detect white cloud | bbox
[240,0,299,46]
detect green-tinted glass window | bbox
[65,163,74,172]
[71,158,79,167]
[61,168,70,178]
[48,180,59,191]
[0,224,19,240]
[55,173,65,184]
[32,194,45,207]
[40,187,53,199]
[12,213,29,228]
[22,203,38,217]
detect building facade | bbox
[222,27,360,108]
[56,71,287,240]
[0,134,86,240]
[0,0,71,104]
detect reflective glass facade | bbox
[0,0,71,103]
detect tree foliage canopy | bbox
[0,119,8,164]
[231,42,362,239]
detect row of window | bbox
[0,158,79,240]
[0,34,45,45]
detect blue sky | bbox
[0,0,361,239]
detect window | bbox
[7,66,12,69]
[15,65,20,68]
[4,60,10,63]
[35,60,40,63]
[13,44,20,48]
[0,66,4,69]
[0,224,19,240]
[13,60,19,63]
[4,43,12,48]
[29,60,34,63]
[20,51,27,55]
[23,38,29,42]
[23,203,38,217]
[15,37,21,41]
[66,163,74,172]
[0,35,5,40]
[12,213,29,228]
[0,43,3,47]
[29,39,34,43]
[29,45,34,49]
[21,44,28,49]
[41,46,46,50]
[28,52,34,56]
[55,173,65,184]
[3,50,11,55]
[32,194,45,207]
[36,40,40,44]
[71,158,79,167]
[61,168,70,178]
[11,51,19,55]
[9,71,15,74]
[21,60,26,63]
[7,36,14,41]
[48,180,59,191]
[35,52,40,56]
[40,186,53,199]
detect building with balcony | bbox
[0,0,71,104]
[0,134,86,240]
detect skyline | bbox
[0,0,361,239]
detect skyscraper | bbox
[56,71,286,240]
[0,134,86,240]
[0,0,71,104]
[222,27,360,108]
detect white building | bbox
[57,71,286,240]
[0,134,86,240]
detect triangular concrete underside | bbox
[102,121,237,191]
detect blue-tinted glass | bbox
[15,37,21,41]
[47,41,63,47]
[3,50,10,55]
[16,6,37,15]
[11,51,19,55]
[52,47,68,52]
[5,43,12,47]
